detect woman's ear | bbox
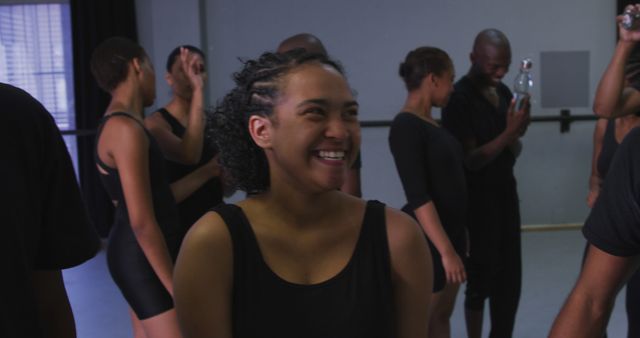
[131,57,143,74]
[248,115,273,149]
[429,73,438,86]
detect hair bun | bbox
[399,62,408,78]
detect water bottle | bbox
[513,58,533,111]
[622,7,640,31]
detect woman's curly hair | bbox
[209,49,344,194]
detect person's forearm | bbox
[180,88,205,164]
[465,131,513,171]
[414,202,455,257]
[131,221,175,294]
[593,40,636,118]
[171,163,216,203]
[588,175,602,195]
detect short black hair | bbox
[399,46,452,91]
[166,45,205,72]
[90,37,147,92]
[210,50,344,193]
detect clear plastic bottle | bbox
[622,7,640,31]
[513,58,533,111]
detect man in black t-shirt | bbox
[442,29,530,338]
[0,83,100,338]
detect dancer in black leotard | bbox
[582,38,640,338]
[389,46,466,338]
[550,4,640,336]
[173,50,433,338]
[145,46,223,231]
[90,37,184,338]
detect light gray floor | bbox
[64,229,628,338]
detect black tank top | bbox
[94,112,182,256]
[157,108,223,230]
[597,119,619,179]
[212,200,394,338]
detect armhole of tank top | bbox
[96,112,156,175]
[95,113,132,173]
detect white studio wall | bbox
[138,0,617,225]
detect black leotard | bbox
[389,112,468,292]
[213,200,394,338]
[95,112,182,320]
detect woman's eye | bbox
[304,107,325,116]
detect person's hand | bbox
[179,47,205,91]
[442,251,466,284]
[203,155,221,178]
[618,4,640,42]
[506,96,531,140]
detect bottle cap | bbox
[520,58,533,70]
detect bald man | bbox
[442,29,530,338]
[277,33,362,197]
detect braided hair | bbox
[210,50,345,194]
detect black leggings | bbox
[464,230,521,338]
[464,192,521,338]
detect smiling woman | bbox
[173,50,433,338]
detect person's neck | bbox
[258,176,345,228]
[402,91,437,126]
[164,96,190,124]
[107,85,144,119]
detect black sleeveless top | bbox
[157,108,223,230]
[597,119,619,179]
[212,200,395,338]
[95,112,182,256]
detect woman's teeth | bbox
[318,150,345,160]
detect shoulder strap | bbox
[157,108,185,136]
[359,200,394,322]
[209,203,253,264]
[210,203,245,238]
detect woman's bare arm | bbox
[146,49,206,164]
[106,117,176,294]
[414,202,466,284]
[174,212,233,338]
